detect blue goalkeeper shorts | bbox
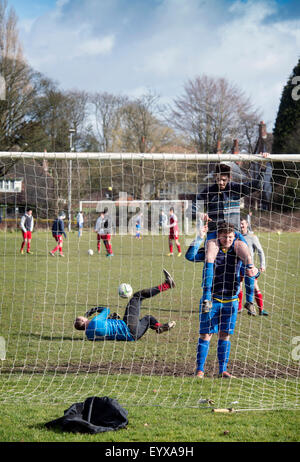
[199,297,238,335]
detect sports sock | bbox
[196,338,210,372]
[176,242,181,253]
[169,242,173,253]
[202,262,214,300]
[157,282,171,292]
[105,241,112,254]
[245,275,255,303]
[255,289,263,310]
[238,290,243,311]
[217,339,231,374]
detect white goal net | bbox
[0,151,299,411]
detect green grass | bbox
[0,230,299,442]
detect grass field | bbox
[0,229,299,442]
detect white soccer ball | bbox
[88,249,94,256]
[118,283,133,298]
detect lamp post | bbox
[68,128,75,232]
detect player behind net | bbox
[196,162,265,313]
[185,221,260,378]
[239,216,268,316]
[74,269,176,341]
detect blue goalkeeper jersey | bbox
[85,307,135,341]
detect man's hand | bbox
[246,265,259,277]
[198,224,208,239]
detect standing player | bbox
[196,163,264,313]
[135,211,143,239]
[74,269,176,341]
[167,207,182,257]
[94,211,114,257]
[158,209,168,233]
[186,221,259,378]
[239,217,268,316]
[76,211,84,238]
[20,208,34,254]
[50,212,67,257]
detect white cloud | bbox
[16,0,300,127]
[76,35,115,57]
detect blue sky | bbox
[8,0,300,129]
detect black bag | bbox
[45,396,128,434]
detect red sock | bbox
[158,282,171,292]
[255,289,263,311]
[52,245,59,253]
[238,290,243,311]
[169,242,173,253]
[27,242,31,252]
[177,243,181,253]
[105,242,112,254]
[59,246,63,254]
[97,243,101,252]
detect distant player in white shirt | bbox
[94,211,114,257]
[20,208,34,254]
[76,211,84,237]
[239,218,268,316]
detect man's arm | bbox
[185,236,206,262]
[20,215,26,232]
[252,235,266,270]
[84,306,108,318]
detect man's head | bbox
[169,207,174,215]
[217,221,235,249]
[26,208,33,216]
[74,316,88,331]
[59,211,66,220]
[215,163,231,190]
[240,218,249,235]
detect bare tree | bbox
[169,75,261,153]
[0,0,37,151]
[90,91,127,152]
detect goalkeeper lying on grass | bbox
[74,269,176,341]
[185,221,260,379]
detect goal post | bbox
[0,151,299,411]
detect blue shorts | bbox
[199,297,238,335]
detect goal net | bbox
[0,151,299,411]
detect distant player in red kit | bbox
[167,207,182,257]
[20,208,34,254]
[94,211,114,257]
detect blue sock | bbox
[196,338,210,372]
[202,262,214,300]
[217,339,231,374]
[245,275,255,303]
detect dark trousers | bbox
[123,287,161,340]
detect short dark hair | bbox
[170,207,174,212]
[74,317,86,330]
[215,163,231,176]
[217,221,235,235]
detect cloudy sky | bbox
[8,0,300,129]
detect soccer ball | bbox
[118,283,133,298]
[87,249,94,256]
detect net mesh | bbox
[0,152,299,410]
